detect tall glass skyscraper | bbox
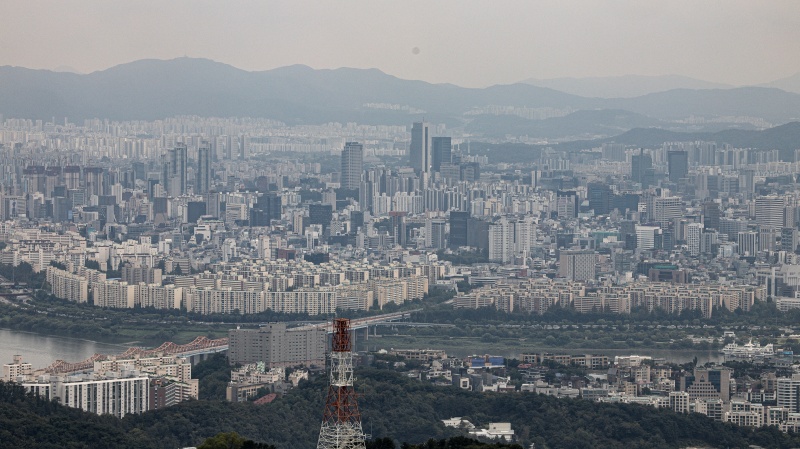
[409,121,430,173]
[161,143,187,196]
[196,142,211,194]
[340,141,363,190]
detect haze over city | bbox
[3,0,800,87]
[7,2,800,449]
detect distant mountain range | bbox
[562,121,800,161]
[466,109,664,140]
[2,58,800,139]
[606,121,800,151]
[759,73,800,95]
[521,74,733,98]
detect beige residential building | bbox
[228,323,326,368]
[3,355,32,382]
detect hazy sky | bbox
[2,0,799,87]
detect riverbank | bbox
[0,300,230,346]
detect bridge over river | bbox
[41,309,428,374]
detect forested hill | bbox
[3,369,800,448]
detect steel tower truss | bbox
[317,319,367,449]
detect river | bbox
[1,327,726,371]
[0,328,131,369]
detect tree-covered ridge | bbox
[5,363,800,449]
[395,437,523,449]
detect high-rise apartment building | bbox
[409,122,431,173]
[340,142,364,190]
[488,218,513,263]
[425,219,446,249]
[488,217,534,263]
[687,222,704,257]
[777,374,800,412]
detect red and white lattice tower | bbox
[317,318,367,449]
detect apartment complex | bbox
[454,278,764,318]
[46,257,434,314]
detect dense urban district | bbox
[5,82,800,447]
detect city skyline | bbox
[2,1,800,88]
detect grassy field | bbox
[365,334,724,364]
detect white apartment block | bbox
[47,266,89,303]
[22,373,150,418]
[93,280,136,308]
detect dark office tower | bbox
[53,197,71,222]
[449,211,470,249]
[467,217,490,251]
[309,203,333,231]
[350,211,364,233]
[239,135,249,160]
[196,143,211,194]
[225,135,234,160]
[132,162,145,181]
[161,144,187,197]
[781,227,797,252]
[340,142,364,190]
[620,220,637,250]
[250,193,281,226]
[631,149,652,186]
[409,121,431,173]
[389,211,407,246]
[186,201,206,224]
[667,150,689,183]
[588,183,612,215]
[84,167,105,197]
[702,201,720,230]
[461,162,481,182]
[431,137,452,172]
